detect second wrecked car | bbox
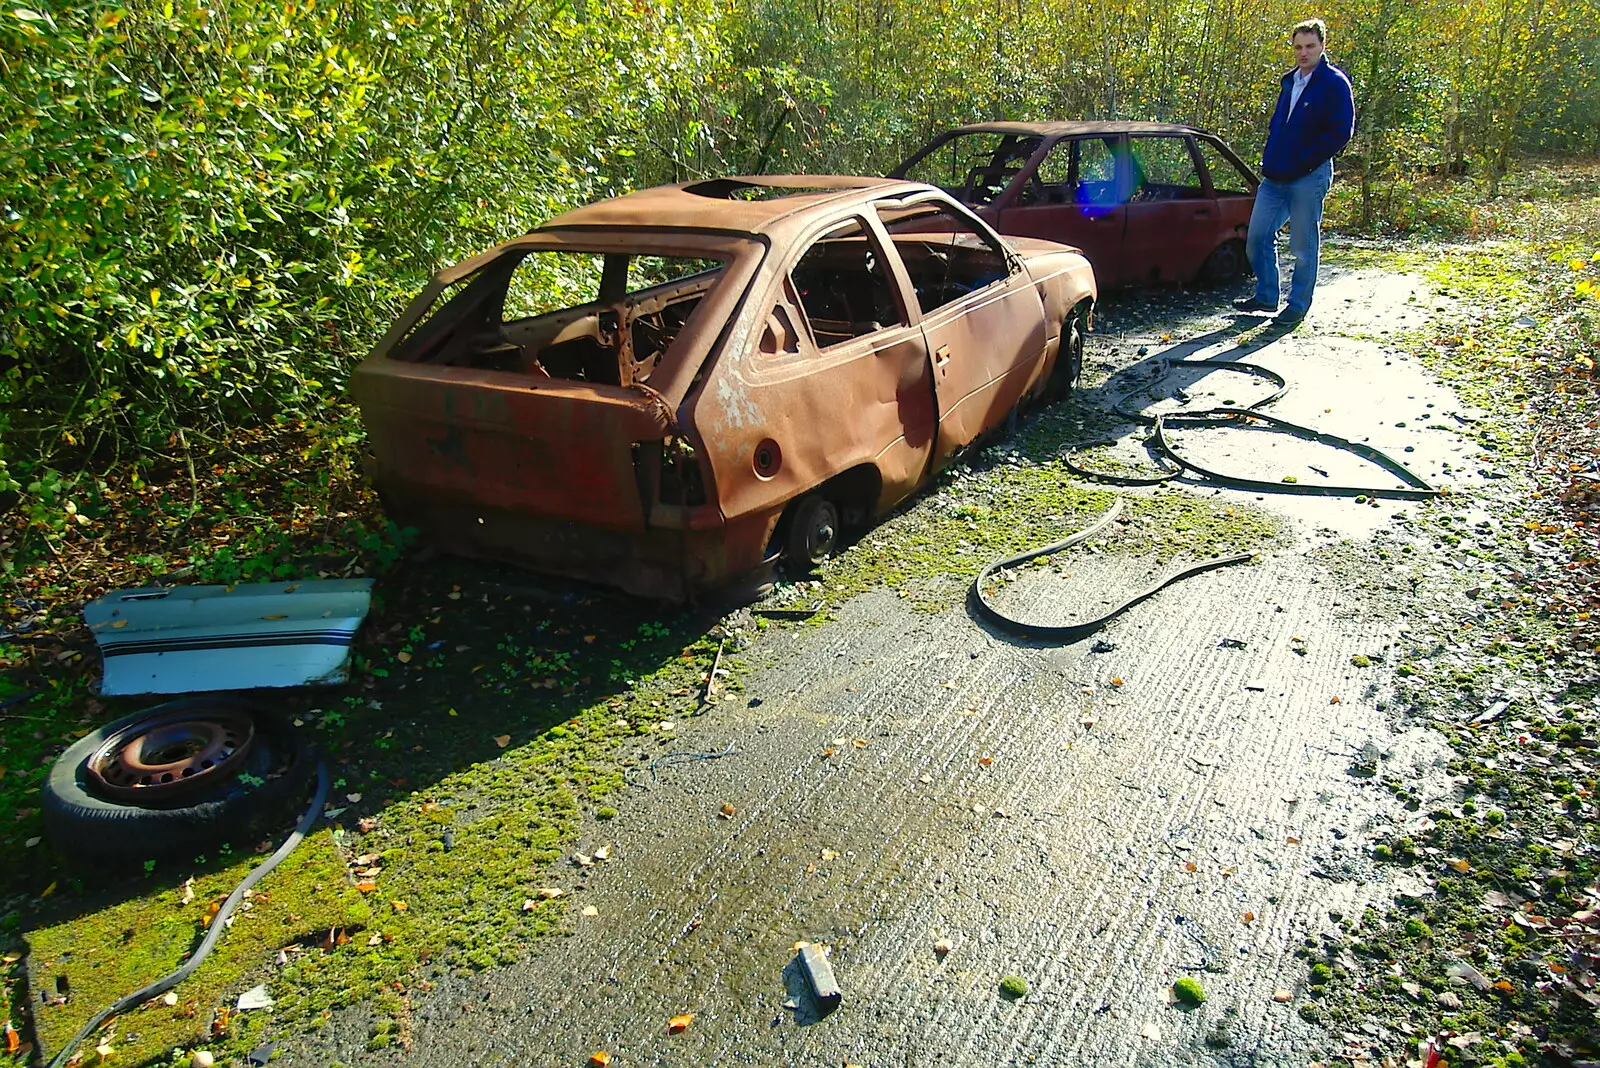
[352,176,1096,599]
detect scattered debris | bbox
[797,942,842,1010]
[933,938,953,958]
[235,984,273,1011]
[668,1012,695,1034]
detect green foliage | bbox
[1173,977,1207,1005]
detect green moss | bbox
[1172,977,1206,1005]
[1310,963,1333,985]
[1350,654,1372,668]
[594,807,619,820]
[998,975,1028,999]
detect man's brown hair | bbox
[1292,17,1327,41]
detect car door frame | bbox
[1121,132,1218,284]
[871,191,1048,466]
[711,207,940,523]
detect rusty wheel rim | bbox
[86,707,257,802]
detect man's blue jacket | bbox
[1261,56,1355,182]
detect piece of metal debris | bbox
[797,943,842,1010]
[235,984,274,1011]
[85,580,375,695]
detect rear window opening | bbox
[392,250,727,387]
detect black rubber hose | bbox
[1153,407,1442,499]
[45,762,330,1068]
[1066,358,1288,485]
[968,498,1255,642]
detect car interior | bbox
[388,250,723,388]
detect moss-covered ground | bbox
[1290,175,1600,1066]
[1,162,1595,1066]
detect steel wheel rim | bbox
[86,707,257,802]
[800,501,839,564]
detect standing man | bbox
[1236,18,1355,326]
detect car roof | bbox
[539,175,930,237]
[937,120,1210,138]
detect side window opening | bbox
[1129,137,1207,202]
[876,201,1011,316]
[1196,139,1255,196]
[790,218,904,349]
[1016,140,1074,207]
[1075,137,1122,206]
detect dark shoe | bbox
[1276,306,1308,326]
[1232,296,1277,313]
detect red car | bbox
[892,121,1260,287]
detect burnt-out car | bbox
[351,176,1095,600]
[891,122,1260,287]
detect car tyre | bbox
[42,697,316,869]
[1045,306,1087,401]
[784,494,841,571]
[1200,240,1247,286]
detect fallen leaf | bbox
[1286,836,1300,845]
[589,1054,611,1067]
[1447,857,1471,873]
[581,905,599,918]
[1184,861,1197,873]
[852,738,869,748]
[668,1013,694,1034]
[820,849,839,861]
[593,844,611,861]
[1242,912,1255,923]
[346,792,362,803]
[719,803,736,818]
[1140,1021,1161,1039]
[492,734,510,748]
[390,900,408,912]
[918,773,932,784]
[262,614,288,621]
[353,853,381,867]
[180,877,195,905]
[1492,979,1514,993]
[4,1022,19,1054]
[583,635,597,644]
[1330,695,1342,705]
[396,651,412,664]
[1273,989,1292,1002]
[978,755,994,766]
[1080,716,1096,729]
[933,938,952,957]
[831,736,847,747]
[161,991,179,1007]
[1110,677,1124,687]
[358,817,379,833]
[368,933,382,946]
[354,881,377,893]
[536,888,564,899]
[821,748,836,758]
[1401,981,1421,999]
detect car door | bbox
[714,213,938,521]
[1194,134,1260,244]
[997,135,1125,284]
[874,197,1046,465]
[1122,134,1217,284]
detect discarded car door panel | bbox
[352,177,1096,599]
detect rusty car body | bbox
[351,176,1096,600]
[891,122,1260,287]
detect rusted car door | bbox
[1121,134,1217,284]
[875,198,1047,463]
[1194,135,1259,251]
[707,214,938,523]
[996,134,1126,285]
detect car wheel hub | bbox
[86,707,257,802]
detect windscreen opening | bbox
[899,133,1043,206]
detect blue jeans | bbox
[1246,160,1333,314]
